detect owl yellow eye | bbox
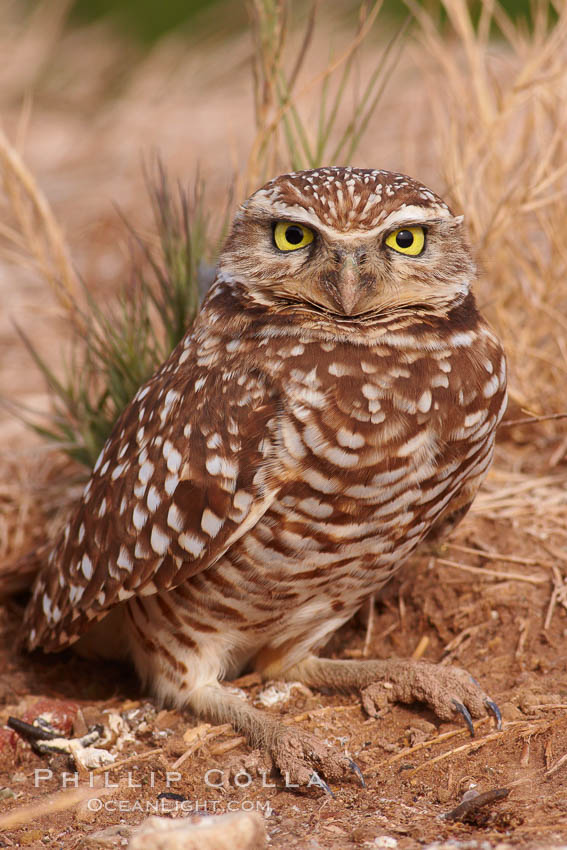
[273,221,314,252]
[385,226,425,256]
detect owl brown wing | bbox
[25,338,283,652]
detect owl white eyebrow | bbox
[383,217,446,235]
[253,203,453,242]
[376,206,452,233]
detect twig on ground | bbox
[545,751,567,777]
[435,558,547,585]
[0,786,112,830]
[442,787,510,822]
[445,542,547,568]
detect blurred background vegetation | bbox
[50,0,553,44]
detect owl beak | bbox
[337,253,361,315]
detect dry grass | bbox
[0,126,79,313]
[413,0,567,420]
[245,0,405,190]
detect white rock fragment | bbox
[82,825,132,848]
[69,741,116,770]
[128,812,267,850]
[255,681,311,707]
[99,711,137,750]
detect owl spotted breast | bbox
[25,167,507,787]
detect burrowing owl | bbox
[25,167,507,787]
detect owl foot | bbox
[279,656,501,736]
[268,726,363,791]
[360,661,502,735]
[189,683,364,792]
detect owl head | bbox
[220,167,475,320]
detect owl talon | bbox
[353,658,499,737]
[268,725,357,791]
[485,698,502,730]
[309,773,335,797]
[453,699,475,736]
[348,759,366,788]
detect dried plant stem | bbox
[435,558,547,585]
[0,127,79,315]
[247,0,388,188]
[209,737,247,756]
[364,719,493,774]
[445,543,547,568]
[501,412,567,427]
[543,564,567,630]
[0,785,112,830]
[92,747,163,775]
[402,724,538,777]
[546,751,567,777]
[413,1,567,421]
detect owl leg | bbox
[189,683,360,791]
[277,656,502,734]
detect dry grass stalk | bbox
[546,751,567,777]
[246,0,400,191]
[435,557,547,585]
[0,126,79,317]
[543,563,567,629]
[445,542,547,568]
[411,634,430,660]
[0,784,112,830]
[91,747,164,775]
[362,594,376,657]
[364,718,493,774]
[209,736,248,756]
[403,721,550,777]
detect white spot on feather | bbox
[201,508,223,537]
[298,497,333,519]
[166,446,182,474]
[464,410,485,428]
[324,446,359,468]
[42,593,52,619]
[69,584,84,605]
[483,374,499,398]
[139,460,154,485]
[178,532,205,557]
[281,417,307,460]
[362,384,380,400]
[133,505,148,530]
[167,503,185,532]
[117,545,134,573]
[150,525,170,555]
[207,433,222,449]
[81,554,93,580]
[337,427,365,449]
[147,485,161,513]
[417,390,432,413]
[165,473,179,496]
[111,463,125,481]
